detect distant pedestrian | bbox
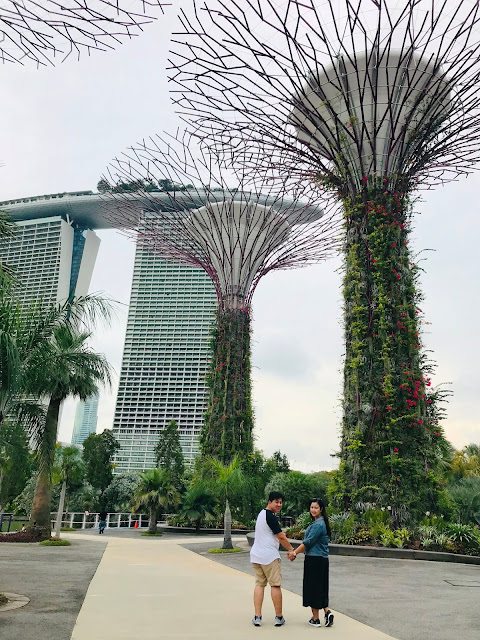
[288,499,334,628]
[98,511,107,534]
[250,491,296,627]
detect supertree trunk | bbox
[202,307,253,464]
[338,180,446,519]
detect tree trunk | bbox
[202,308,254,464]
[148,506,158,534]
[53,480,67,539]
[29,395,61,540]
[222,499,233,549]
[339,186,446,517]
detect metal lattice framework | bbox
[169,0,480,196]
[166,0,479,513]
[103,131,340,310]
[0,1,168,66]
[102,130,340,464]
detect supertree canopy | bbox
[0,1,167,66]
[103,131,339,464]
[168,0,480,516]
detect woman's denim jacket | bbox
[303,516,329,558]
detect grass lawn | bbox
[1,519,28,533]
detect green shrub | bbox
[285,524,305,540]
[39,539,71,546]
[445,522,478,545]
[207,547,243,554]
[447,477,480,525]
[295,511,314,529]
[60,527,76,532]
[167,513,190,527]
[417,524,439,540]
[418,514,447,531]
[392,528,411,548]
[360,508,390,527]
[445,523,480,552]
[435,533,449,548]
[379,529,396,547]
[422,538,435,549]
[329,513,357,543]
[340,525,372,545]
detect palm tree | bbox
[28,325,111,539]
[131,468,180,534]
[0,289,113,432]
[203,457,244,549]
[451,444,480,480]
[181,483,217,531]
[53,446,85,539]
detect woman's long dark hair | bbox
[311,499,331,537]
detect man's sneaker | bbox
[308,617,321,627]
[274,616,286,626]
[324,610,334,627]
[252,616,262,627]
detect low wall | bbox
[245,532,480,565]
[158,525,254,535]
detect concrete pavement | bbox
[0,537,106,640]
[70,532,397,640]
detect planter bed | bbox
[245,532,480,565]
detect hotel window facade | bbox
[112,244,216,471]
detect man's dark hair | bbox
[268,491,284,502]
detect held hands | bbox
[287,550,296,561]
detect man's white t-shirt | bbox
[250,508,282,565]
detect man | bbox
[250,491,295,627]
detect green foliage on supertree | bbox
[201,308,254,464]
[335,177,450,519]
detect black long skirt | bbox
[302,555,329,609]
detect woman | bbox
[288,499,334,628]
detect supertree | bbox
[0,1,167,66]
[102,131,340,464]
[167,0,480,516]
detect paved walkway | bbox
[69,533,396,640]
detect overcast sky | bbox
[1,3,479,472]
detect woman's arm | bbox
[287,542,306,560]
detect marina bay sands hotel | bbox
[0,191,216,470]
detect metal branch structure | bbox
[102,131,340,464]
[0,1,168,66]
[167,0,480,515]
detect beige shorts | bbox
[252,558,282,587]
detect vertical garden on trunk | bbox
[337,178,448,518]
[202,308,253,464]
